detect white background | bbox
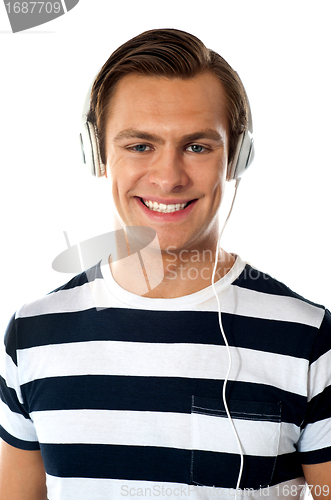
[0,0,330,335]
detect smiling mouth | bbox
[140,198,195,213]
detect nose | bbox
[148,147,189,193]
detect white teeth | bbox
[143,199,189,213]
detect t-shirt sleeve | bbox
[297,308,331,464]
[0,313,40,450]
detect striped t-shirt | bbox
[1,255,331,500]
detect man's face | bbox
[105,71,229,253]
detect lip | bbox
[135,196,198,222]
[139,196,195,205]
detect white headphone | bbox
[227,94,255,180]
[79,78,106,178]
[79,73,254,180]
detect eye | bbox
[186,144,209,154]
[128,144,153,153]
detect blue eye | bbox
[132,144,150,152]
[187,144,207,153]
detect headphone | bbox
[227,91,255,180]
[79,78,106,178]
[79,73,254,180]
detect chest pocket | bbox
[191,396,282,490]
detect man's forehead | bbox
[106,72,229,137]
[109,71,228,108]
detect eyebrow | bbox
[181,130,224,144]
[113,129,165,144]
[113,128,224,145]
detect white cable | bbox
[211,178,244,499]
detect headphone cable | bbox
[211,178,244,499]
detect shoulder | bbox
[234,262,324,306]
[15,264,103,321]
[3,264,104,359]
[232,262,327,330]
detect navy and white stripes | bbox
[1,256,331,499]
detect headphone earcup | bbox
[227,130,255,180]
[80,121,105,177]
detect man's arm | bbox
[0,439,47,500]
[302,462,331,500]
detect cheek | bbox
[195,156,227,190]
[207,161,228,206]
[107,158,143,206]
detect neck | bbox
[144,247,235,298]
[109,243,235,299]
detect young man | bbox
[0,29,330,500]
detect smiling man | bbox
[1,29,331,500]
[105,71,235,298]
